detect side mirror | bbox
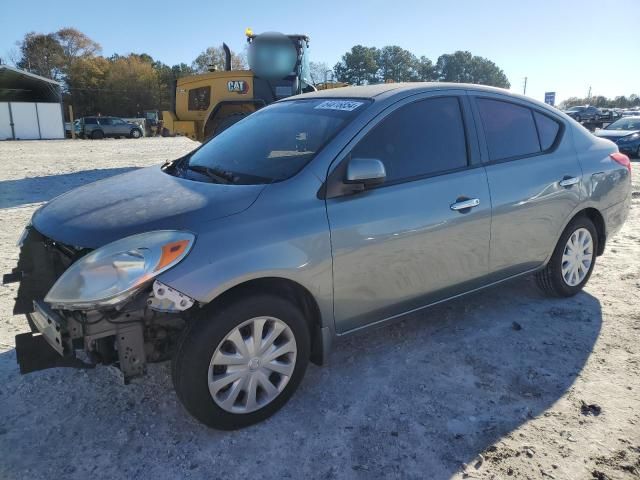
[344,157,386,189]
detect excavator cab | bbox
[246,30,314,105]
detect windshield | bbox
[606,117,640,130]
[185,99,369,184]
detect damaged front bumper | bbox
[4,227,193,382]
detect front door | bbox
[326,94,492,333]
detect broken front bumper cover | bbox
[29,300,72,356]
[15,300,91,374]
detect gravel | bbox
[1,138,639,480]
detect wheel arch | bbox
[202,276,330,366]
[579,207,606,256]
[544,206,608,266]
[561,207,606,257]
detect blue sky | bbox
[2,0,639,103]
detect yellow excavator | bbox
[162,29,342,142]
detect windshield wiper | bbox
[187,165,237,184]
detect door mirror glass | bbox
[345,157,386,187]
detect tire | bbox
[91,129,104,139]
[204,113,247,141]
[536,216,598,297]
[172,293,310,430]
[130,128,142,139]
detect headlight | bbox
[620,132,639,142]
[45,230,195,310]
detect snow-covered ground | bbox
[0,138,638,479]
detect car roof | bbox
[294,82,520,100]
[290,82,560,116]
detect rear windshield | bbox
[185,98,369,184]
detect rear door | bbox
[470,94,582,278]
[326,92,492,333]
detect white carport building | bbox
[0,65,64,140]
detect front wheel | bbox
[172,293,310,429]
[130,128,142,139]
[536,216,598,297]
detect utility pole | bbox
[523,77,528,95]
[587,86,592,99]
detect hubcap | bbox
[208,317,297,414]
[561,227,593,286]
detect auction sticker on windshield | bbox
[314,100,364,111]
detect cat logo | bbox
[227,80,249,94]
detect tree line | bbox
[560,95,640,110]
[320,45,511,88]
[7,28,245,118]
[7,28,514,118]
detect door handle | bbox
[559,176,580,187]
[450,198,480,211]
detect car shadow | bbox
[0,276,602,479]
[0,167,138,209]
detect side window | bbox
[477,98,540,161]
[99,118,113,126]
[533,111,561,150]
[188,86,211,111]
[84,117,97,125]
[350,97,468,183]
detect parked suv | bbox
[80,116,143,139]
[5,84,631,430]
[563,105,602,123]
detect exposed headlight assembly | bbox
[45,230,195,310]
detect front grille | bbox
[13,228,84,315]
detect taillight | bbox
[610,152,631,173]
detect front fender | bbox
[157,172,334,331]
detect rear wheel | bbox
[536,216,598,297]
[91,129,104,139]
[172,293,310,430]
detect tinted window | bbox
[84,117,97,125]
[533,111,560,150]
[188,87,211,111]
[185,99,368,184]
[350,97,468,183]
[477,98,540,161]
[99,118,113,125]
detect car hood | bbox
[32,165,266,248]
[595,129,639,139]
